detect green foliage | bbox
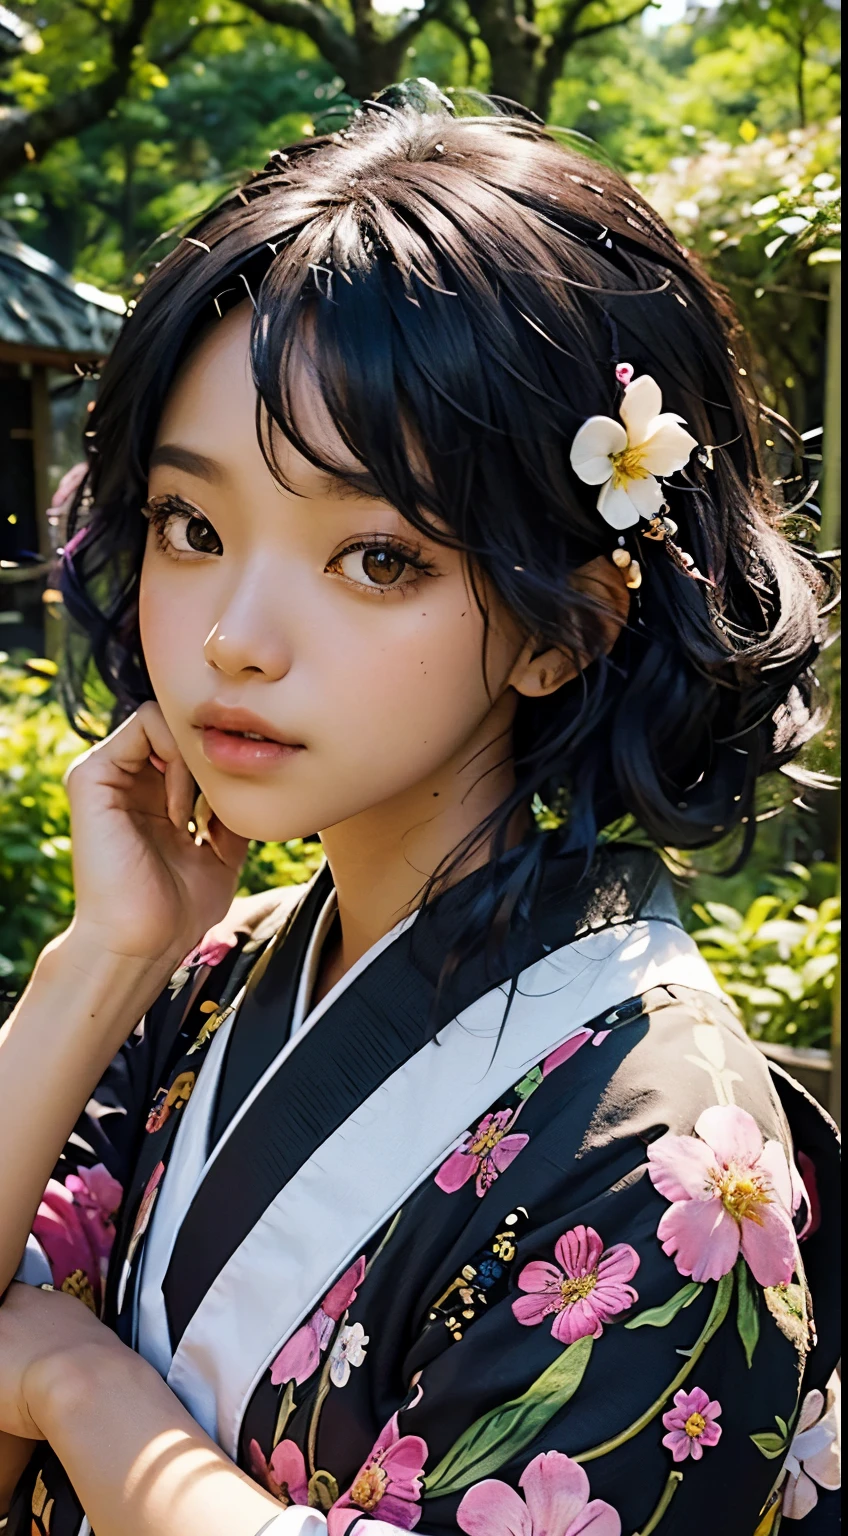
[0,653,80,986]
[688,869,840,1049]
[0,652,322,988]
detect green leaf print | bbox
[423,1335,594,1497]
[735,1257,761,1367]
[625,1281,704,1329]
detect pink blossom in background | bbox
[328,1412,428,1532]
[457,1449,621,1536]
[647,1104,797,1286]
[248,1438,309,1506]
[270,1255,366,1386]
[435,1110,529,1197]
[512,1224,640,1344]
[661,1386,722,1463]
[782,1385,841,1520]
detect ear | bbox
[509,555,631,700]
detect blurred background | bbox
[0,0,840,1111]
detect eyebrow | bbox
[148,444,223,482]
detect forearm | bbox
[0,927,178,1291]
[0,1431,35,1517]
[32,1342,321,1536]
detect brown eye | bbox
[185,517,222,554]
[361,548,405,585]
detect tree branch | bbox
[571,0,657,42]
[0,0,158,186]
[234,0,359,79]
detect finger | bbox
[149,753,167,773]
[163,755,196,832]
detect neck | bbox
[316,695,527,993]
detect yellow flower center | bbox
[716,1167,770,1226]
[351,1465,388,1512]
[61,1268,96,1313]
[610,445,649,487]
[470,1123,506,1157]
[560,1271,598,1307]
[685,1412,707,1439]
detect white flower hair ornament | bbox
[570,364,698,532]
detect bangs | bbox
[61,101,828,911]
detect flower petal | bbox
[662,1429,693,1463]
[570,417,627,483]
[739,1198,796,1287]
[568,1500,623,1536]
[512,1292,557,1328]
[323,1255,366,1320]
[596,1242,640,1284]
[621,473,665,520]
[542,1031,592,1075]
[521,1449,591,1533]
[269,1440,309,1505]
[619,375,663,445]
[638,418,698,476]
[657,1197,740,1281]
[782,1468,821,1520]
[489,1133,530,1174]
[758,1138,794,1212]
[647,1131,716,1202]
[555,1225,604,1279]
[270,1318,323,1386]
[457,1479,533,1536]
[516,1260,563,1294]
[694,1104,763,1167]
[435,1146,479,1194]
[597,479,641,529]
[796,1389,825,1436]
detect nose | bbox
[203,568,291,681]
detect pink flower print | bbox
[661,1386,722,1462]
[32,1162,123,1311]
[270,1256,366,1386]
[271,1308,334,1387]
[436,1109,530,1197]
[513,1224,640,1345]
[248,1438,309,1506]
[322,1254,366,1320]
[647,1104,797,1286]
[782,1384,841,1520]
[328,1412,428,1533]
[542,1030,593,1076]
[457,1449,621,1536]
[169,930,236,997]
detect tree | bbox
[0,0,659,191]
[702,0,839,128]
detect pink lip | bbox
[193,704,304,775]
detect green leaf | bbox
[735,1259,760,1367]
[625,1282,703,1329]
[514,1065,544,1100]
[775,1415,789,1438]
[424,1336,594,1497]
[750,1430,788,1460]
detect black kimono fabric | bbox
[9,850,841,1536]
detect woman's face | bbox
[139,305,525,844]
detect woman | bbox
[0,86,839,1536]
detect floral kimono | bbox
[10,846,841,1536]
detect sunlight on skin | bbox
[138,304,626,984]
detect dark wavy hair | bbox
[61,92,828,945]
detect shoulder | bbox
[586,982,785,1143]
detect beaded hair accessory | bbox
[569,363,698,589]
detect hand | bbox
[64,702,249,964]
[0,1284,123,1442]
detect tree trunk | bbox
[0,0,156,187]
[467,0,541,108]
